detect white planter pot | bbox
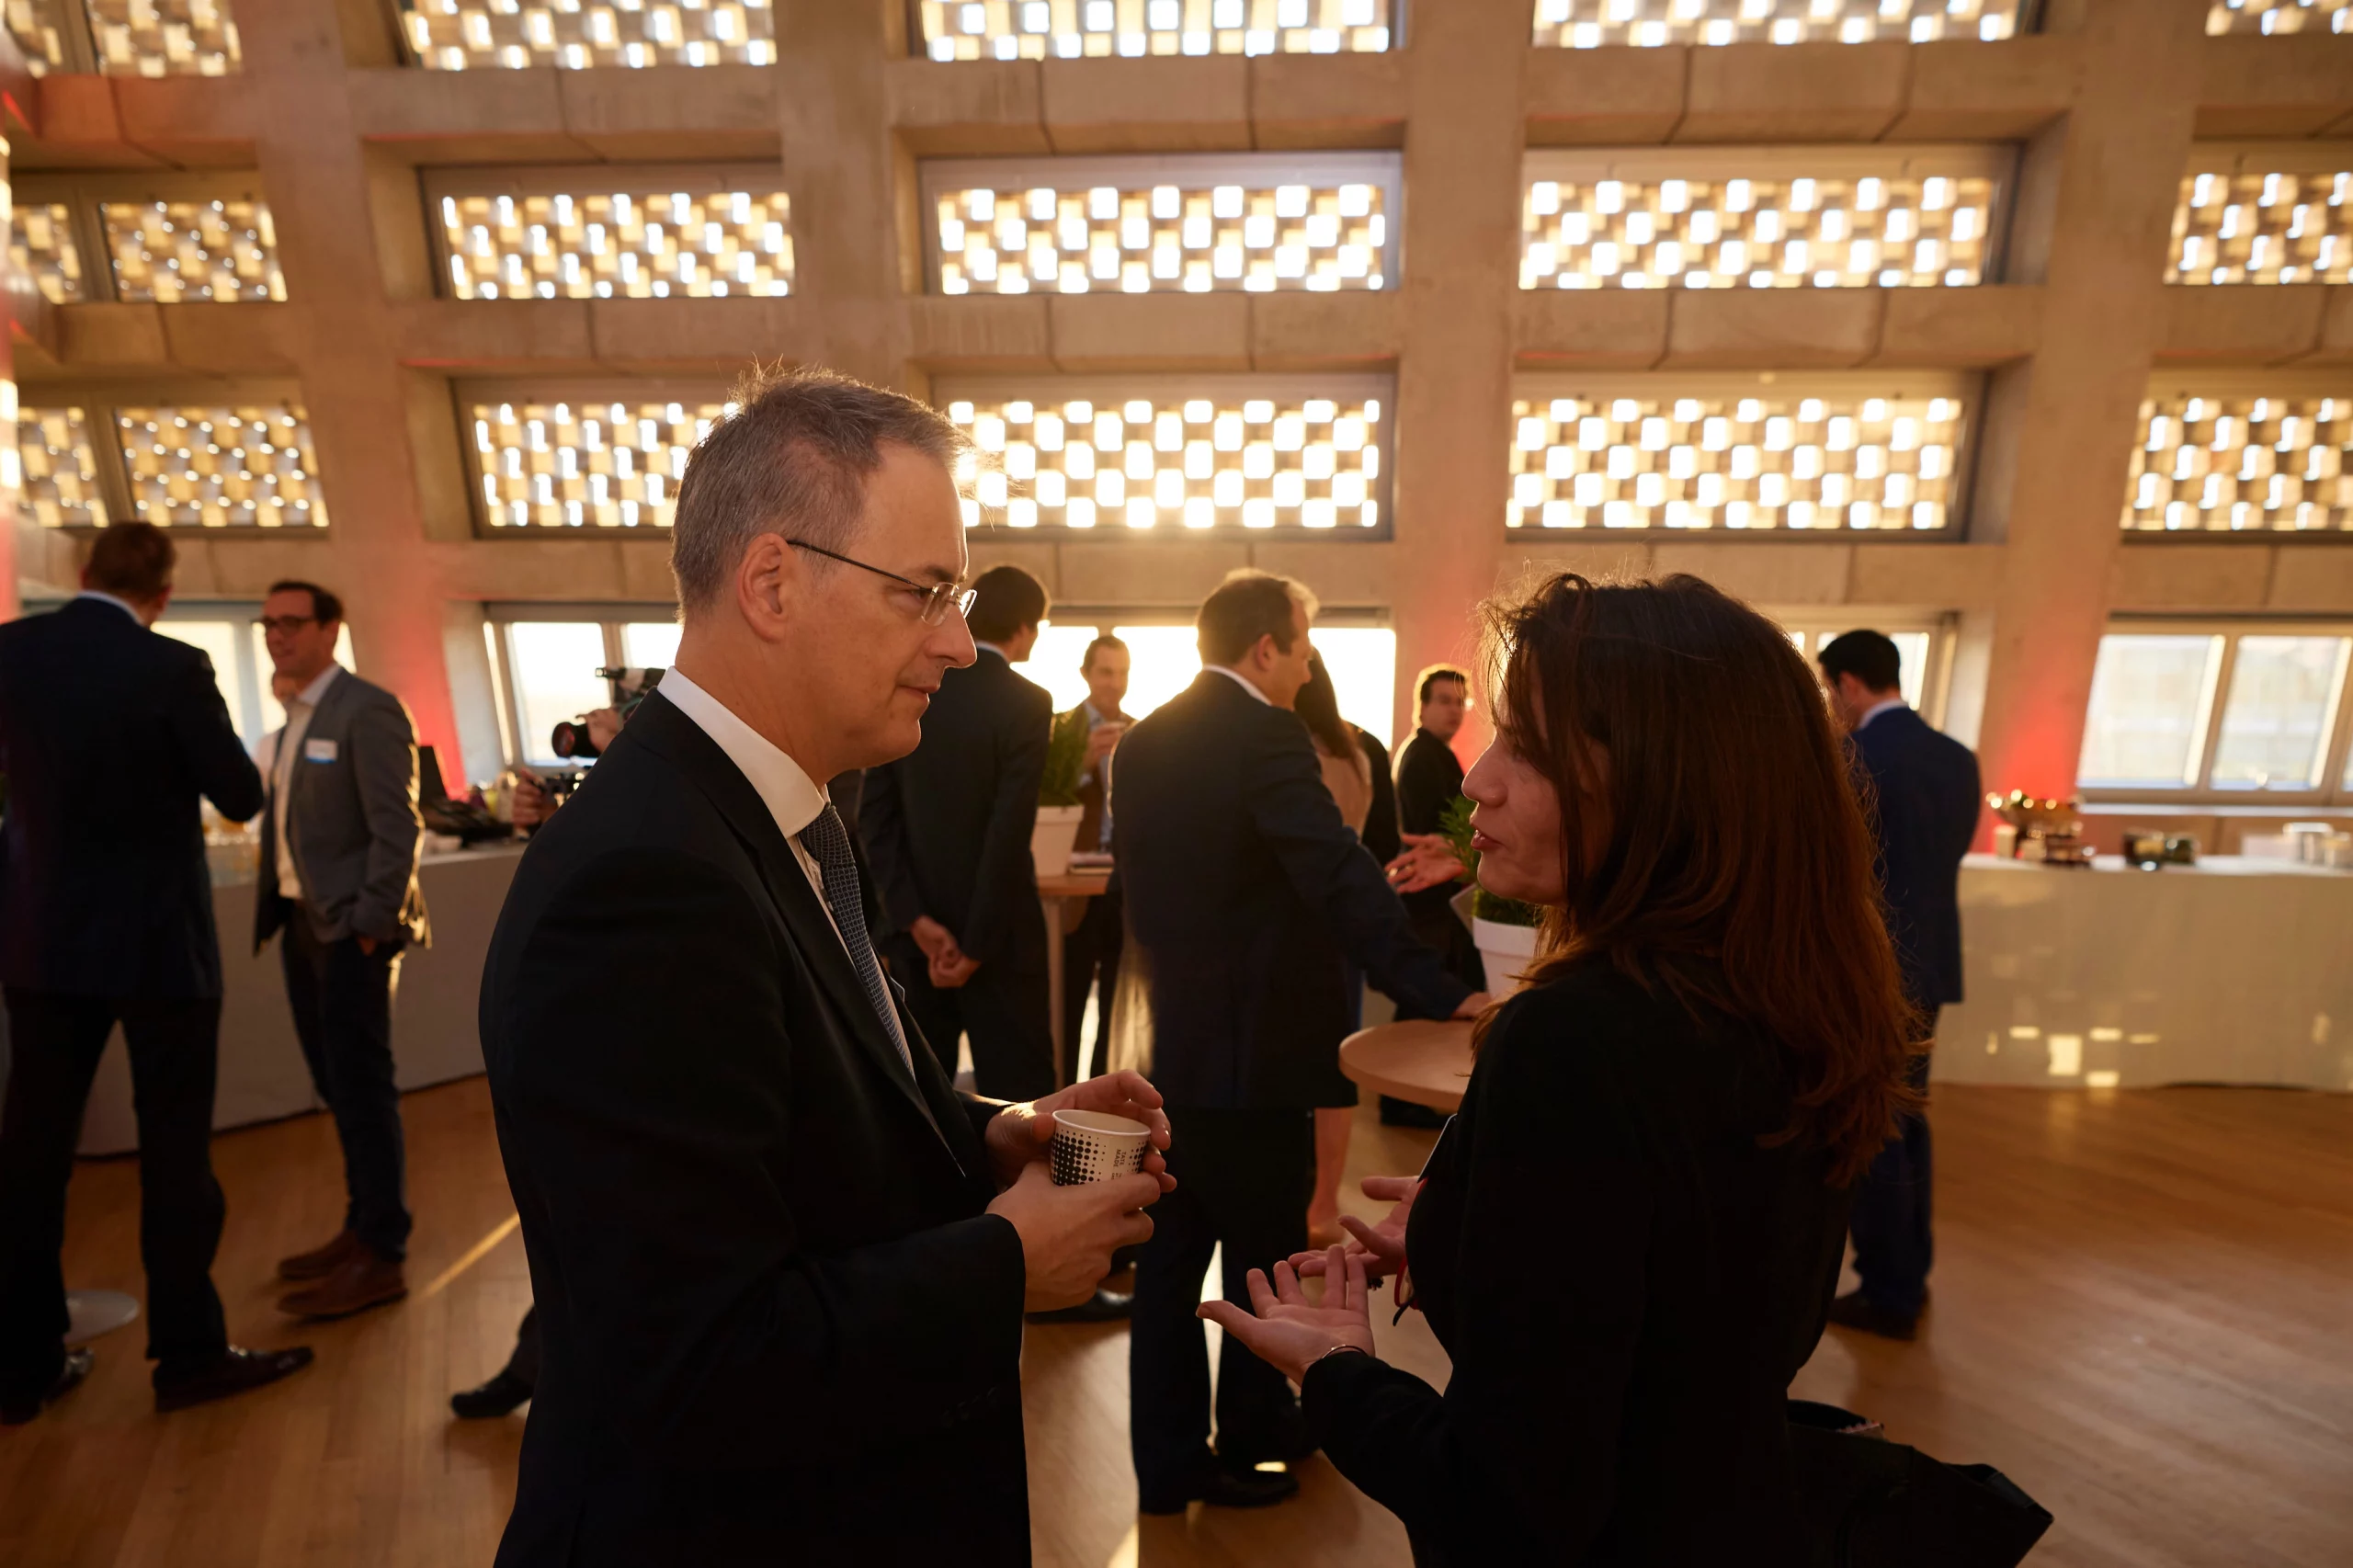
[1472,916,1540,998]
[1030,805,1086,880]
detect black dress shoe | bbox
[1138,1462,1301,1515]
[1824,1290,1918,1342]
[153,1346,315,1414]
[449,1369,535,1419]
[1217,1406,1316,1468]
[1,1346,95,1426]
[1026,1289,1132,1324]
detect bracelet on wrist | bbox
[1308,1343,1371,1373]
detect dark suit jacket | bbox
[0,597,263,999]
[860,649,1051,968]
[1848,707,1981,1008]
[1357,728,1400,866]
[1112,671,1470,1108]
[1393,725,1464,837]
[480,692,1029,1566]
[1304,959,1848,1565]
[254,666,429,951]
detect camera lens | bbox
[551,721,600,761]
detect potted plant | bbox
[1030,710,1090,879]
[1438,794,1543,997]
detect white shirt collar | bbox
[290,663,342,710]
[1208,664,1273,706]
[655,667,829,838]
[1857,697,1908,732]
[74,590,143,625]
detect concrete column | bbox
[1389,0,1527,761]
[234,0,468,790]
[1966,0,2205,838]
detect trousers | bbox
[884,933,1055,1102]
[1849,1013,1938,1314]
[282,911,412,1259]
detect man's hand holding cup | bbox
[983,1071,1175,1312]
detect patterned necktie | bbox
[796,802,915,1078]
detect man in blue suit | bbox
[1817,631,1981,1342]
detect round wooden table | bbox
[1338,1019,1476,1113]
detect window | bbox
[2168,156,2350,286]
[1532,0,2026,47]
[1521,148,2008,292]
[11,176,284,303]
[153,608,355,750]
[8,203,87,302]
[922,153,1400,296]
[427,167,793,301]
[490,609,678,767]
[5,0,242,75]
[463,385,733,531]
[938,377,1394,535]
[2206,0,2349,36]
[396,0,776,70]
[2124,381,2351,533]
[915,0,1395,62]
[2078,624,2353,802]
[1028,616,1395,743]
[15,394,324,529]
[620,621,683,668]
[1784,625,1943,720]
[1509,373,1973,533]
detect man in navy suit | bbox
[1817,631,1981,1341]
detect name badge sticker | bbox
[304,738,338,764]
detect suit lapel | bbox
[630,696,955,1154]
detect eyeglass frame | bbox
[257,614,323,636]
[787,540,976,626]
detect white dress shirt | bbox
[272,663,344,900]
[655,669,911,1058]
[1207,664,1273,705]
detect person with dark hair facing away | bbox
[1206,574,1919,1564]
[1114,569,1483,1515]
[1815,629,1981,1342]
[0,522,313,1425]
[256,579,430,1320]
[860,562,1057,1104]
[1059,634,1131,1074]
[1384,664,1484,1125]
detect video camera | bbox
[550,666,665,761]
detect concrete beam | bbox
[2193,34,2353,140]
[1676,41,1908,143]
[2156,284,2330,364]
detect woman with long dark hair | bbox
[1204,574,1917,1565]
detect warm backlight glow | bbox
[2124,392,2352,532]
[401,0,776,70]
[916,0,1392,61]
[1531,0,2023,46]
[472,396,733,529]
[438,184,793,300]
[2168,168,2352,286]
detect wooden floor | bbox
[2,1080,2347,1568]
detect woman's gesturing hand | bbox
[1290,1175,1419,1286]
[1198,1247,1379,1385]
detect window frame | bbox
[2079,617,2353,806]
[17,377,319,532]
[486,602,680,768]
[915,151,1407,298]
[12,171,278,306]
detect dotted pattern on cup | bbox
[1050,1127,1147,1186]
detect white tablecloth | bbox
[1934,855,2353,1092]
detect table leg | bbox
[1043,892,1067,1088]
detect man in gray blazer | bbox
[252,580,429,1319]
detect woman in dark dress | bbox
[1203,573,1919,1565]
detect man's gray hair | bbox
[669,365,967,614]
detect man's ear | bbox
[735,534,796,637]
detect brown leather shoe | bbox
[278,1228,359,1281]
[278,1245,407,1319]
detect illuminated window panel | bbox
[468,391,734,530]
[922,153,1400,296]
[15,405,109,528]
[1521,149,2006,291]
[2123,386,2353,534]
[916,0,1392,61]
[396,0,775,70]
[1531,0,2024,47]
[114,404,324,528]
[8,203,87,303]
[2167,163,2352,286]
[3,0,241,75]
[427,169,793,301]
[1506,374,1972,533]
[2206,0,2350,34]
[103,199,285,302]
[936,377,1394,536]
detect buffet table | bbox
[71,845,527,1154]
[1934,854,2353,1092]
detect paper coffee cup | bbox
[1050,1110,1151,1187]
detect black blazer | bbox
[1394,726,1466,922]
[1304,959,1850,1566]
[1848,707,1981,1008]
[1357,728,1401,866]
[0,597,263,999]
[1111,671,1469,1108]
[861,650,1051,966]
[480,692,1029,1567]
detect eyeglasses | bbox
[258,615,320,636]
[788,540,976,627]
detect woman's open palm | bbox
[1199,1248,1379,1385]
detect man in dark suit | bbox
[861,563,1055,1102]
[254,580,431,1321]
[0,522,313,1425]
[1817,630,1982,1342]
[1059,633,1131,1077]
[1384,665,1483,1128]
[481,366,1171,1565]
[1114,569,1483,1514]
